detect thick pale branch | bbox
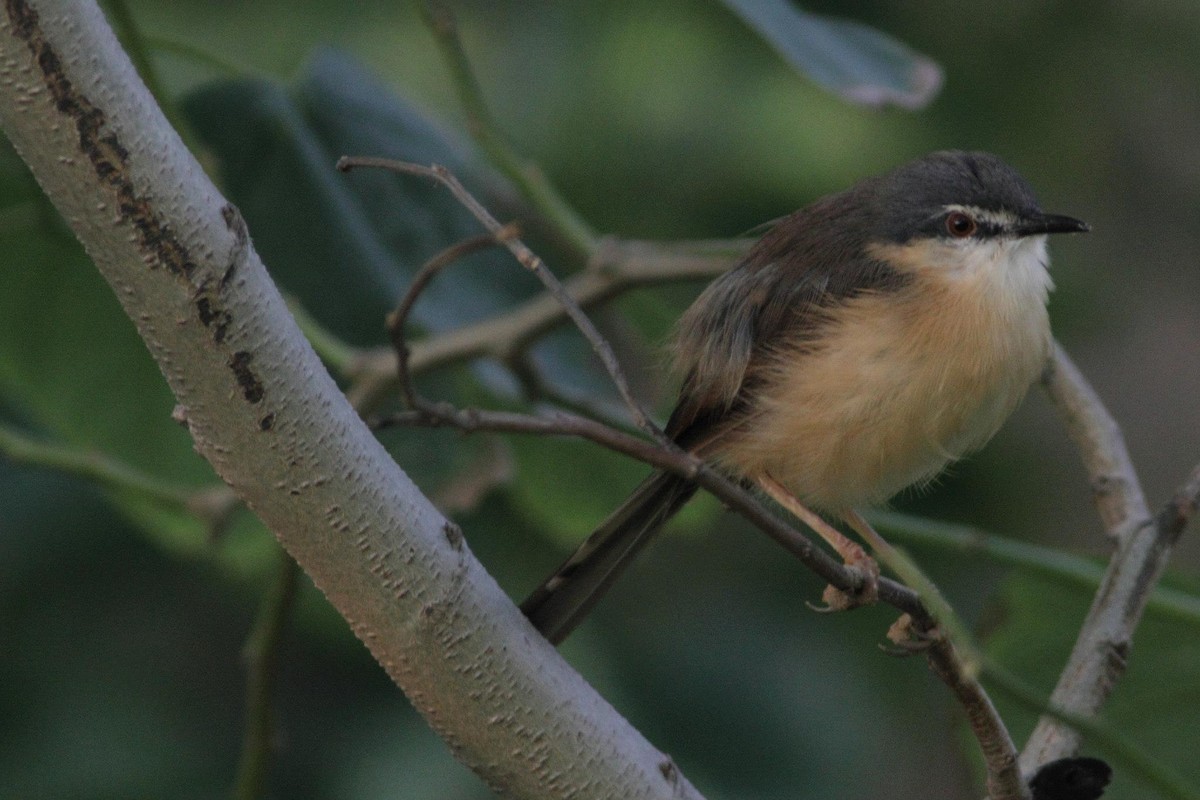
[0,3,703,798]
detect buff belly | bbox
[711,248,1053,513]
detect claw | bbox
[883,613,940,653]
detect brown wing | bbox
[665,189,910,452]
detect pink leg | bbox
[757,474,879,607]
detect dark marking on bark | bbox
[194,295,232,344]
[7,0,202,282]
[2,2,273,409]
[442,521,464,550]
[259,412,276,431]
[228,351,265,404]
[7,0,201,281]
[219,203,248,288]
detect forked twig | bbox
[368,222,906,611]
[338,156,669,447]
[387,229,513,410]
[1023,346,1200,773]
[344,238,746,410]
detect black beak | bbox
[1016,212,1090,236]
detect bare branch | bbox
[387,230,509,410]
[927,638,1025,800]
[376,405,922,617]
[344,237,745,410]
[850,509,1025,800]
[338,156,672,446]
[354,158,921,615]
[1021,344,1195,773]
[1040,342,1150,541]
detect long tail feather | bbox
[520,471,698,644]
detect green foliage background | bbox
[2,2,1199,798]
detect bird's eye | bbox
[945,211,978,238]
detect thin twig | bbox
[345,238,745,410]
[1021,345,1198,773]
[417,0,597,258]
[349,158,913,611]
[375,405,923,618]
[233,550,300,800]
[0,422,213,515]
[337,157,670,446]
[847,510,1025,800]
[0,420,242,539]
[387,230,511,410]
[930,639,1025,800]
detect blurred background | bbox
[2,1,1199,798]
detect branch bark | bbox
[0,2,703,797]
[1020,344,1191,772]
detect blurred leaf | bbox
[984,574,1200,800]
[182,49,536,346]
[506,436,642,543]
[721,0,943,109]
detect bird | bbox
[521,150,1089,645]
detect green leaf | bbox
[721,0,943,109]
[182,49,541,348]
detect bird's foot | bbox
[880,613,941,655]
[815,543,880,610]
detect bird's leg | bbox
[842,508,938,652]
[841,507,892,554]
[757,474,879,608]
